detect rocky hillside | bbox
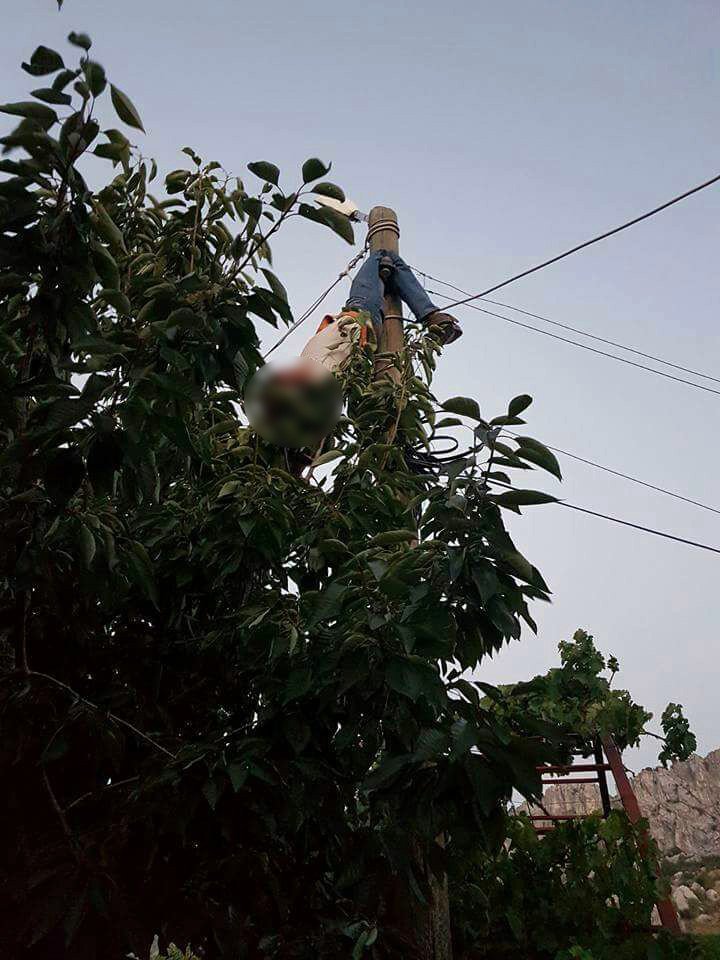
[524,748,720,932]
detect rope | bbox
[262,247,368,359]
[366,218,400,245]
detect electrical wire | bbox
[428,171,720,312]
[427,289,720,397]
[503,430,720,517]
[557,501,720,556]
[408,443,720,554]
[416,269,720,386]
[487,478,720,556]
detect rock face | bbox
[529,749,720,861]
[630,750,720,860]
[522,748,720,933]
[672,884,700,916]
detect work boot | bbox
[426,311,463,345]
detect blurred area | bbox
[244,359,343,449]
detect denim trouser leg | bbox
[387,254,438,322]
[344,252,385,327]
[344,251,439,327]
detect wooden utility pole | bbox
[368,206,403,380]
[366,206,454,960]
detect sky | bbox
[3,0,719,771]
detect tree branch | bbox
[4,670,177,760]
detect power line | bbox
[503,430,720,517]
[488,479,720,556]
[427,288,720,397]
[417,269,720,386]
[431,171,720,311]
[557,501,720,556]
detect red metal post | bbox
[601,735,681,934]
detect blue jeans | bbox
[344,251,438,329]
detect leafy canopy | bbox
[0,25,694,960]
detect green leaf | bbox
[44,397,94,431]
[227,762,248,792]
[414,728,449,761]
[83,61,107,97]
[93,142,128,163]
[127,541,158,606]
[364,753,412,790]
[78,523,96,567]
[298,203,354,245]
[386,656,434,701]
[110,84,145,132]
[306,581,347,628]
[370,529,416,546]
[260,268,288,304]
[494,489,558,507]
[501,549,535,583]
[98,288,131,314]
[0,102,57,123]
[217,480,241,498]
[312,449,345,467]
[312,181,345,202]
[247,160,280,185]
[30,88,72,106]
[21,46,65,77]
[156,415,197,458]
[52,69,78,92]
[508,394,533,416]
[513,437,562,480]
[202,779,218,810]
[283,667,312,703]
[441,396,482,421]
[488,414,526,427]
[68,32,92,51]
[302,157,331,183]
[90,200,127,254]
[317,204,354,245]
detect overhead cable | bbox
[503,430,720,517]
[429,172,720,311]
[416,269,720,386]
[427,288,720,397]
[488,479,720,556]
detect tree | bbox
[0,26,693,960]
[450,630,696,960]
[485,628,696,762]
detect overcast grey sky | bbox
[4,0,719,770]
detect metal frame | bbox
[531,734,680,934]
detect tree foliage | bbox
[450,812,662,959]
[487,629,696,762]
[0,27,694,960]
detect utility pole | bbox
[365,206,454,960]
[367,206,403,380]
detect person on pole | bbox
[245,253,461,451]
[300,251,461,373]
